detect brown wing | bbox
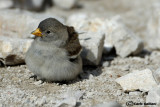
[65,26,82,58]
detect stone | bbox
[102,61,110,67]
[80,32,105,65]
[54,0,78,9]
[115,69,158,92]
[67,14,107,65]
[104,16,143,57]
[147,3,160,50]
[67,14,114,55]
[129,91,142,96]
[62,90,84,101]
[0,36,33,65]
[56,97,77,107]
[0,9,64,39]
[146,85,160,107]
[153,67,160,84]
[33,80,43,86]
[93,101,122,107]
[67,14,105,33]
[35,96,47,106]
[0,0,12,9]
[67,14,143,57]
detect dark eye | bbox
[46,30,51,34]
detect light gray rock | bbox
[93,101,122,107]
[153,68,160,84]
[115,69,158,92]
[102,61,110,67]
[129,91,142,96]
[67,14,108,65]
[0,0,12,9]
[80,32,105,65]
[62,90,84,101]
[0,36,33,65]
[54,0,78,9]
[67,14,105,33]
[35,96,47,106]
[56,97,77,107]
[33,80,43,86]
[67,14,113,55]
[67,14,143,57]
[104,16,143,57]
[147,3,160,50]
[146,85,160,107]
[0,9,64,39]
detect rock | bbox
[67,14,105,33]
[153,67,160,84]
[115,69,158,92]
[129,91,142,96]
[67,14,143,57]
[54,0,78,9]
[102,61,110,67]
[105,16,143,57]
[116,90,122,96]
[0,9,64,39]
[62,90,84,101]
[35,96,47,106]
[146,85,160,107]
[57,97,77,107]
[0,36,33,65]
[0,0,12,9]
[67,14,113,55]
[67,14,107,65]
[33,80,43,86]
[93,101,122,107]
[147,3,160,50]
[80,32,105,65]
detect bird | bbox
[25,18,83,82]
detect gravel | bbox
[1,0,160,106]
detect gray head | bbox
[32,18,68,46]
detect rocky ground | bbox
[0,0,160,107]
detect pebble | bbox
[146,85,160,106]
[0,75,3,82]
[33,80,43,86]
[102,61,110,67]
[129,91,142,96]
[57,97,77,107]
[115,69,158,92]
[153,67,160,84]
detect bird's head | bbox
[32,18,68,45]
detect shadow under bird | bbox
[25,18,83,82]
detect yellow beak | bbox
[31,28,42,37]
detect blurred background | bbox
[0,0,159,50]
